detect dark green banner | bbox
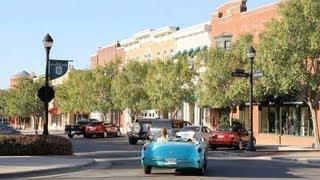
[49,60,69,80]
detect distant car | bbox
[208,125,256,150]
[65,119,96,138]
[104,123,121,137]
[176,125,212,141]
[0,123,21,135]
[141,133,208,175]
[85,121,107,138]
[128,118,190,145]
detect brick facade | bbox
[211,0,278,44]
[90,42,125,69]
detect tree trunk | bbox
[307,101,320,149]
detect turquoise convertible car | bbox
[141,134,208,175]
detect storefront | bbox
[237,102,317,147]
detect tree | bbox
[145,58,195,118]
[112,60,150,122]
[55,69,95,115]
[5,78,43,130]
[92,60,120,121]
[0,89,8,118]
[257,0,320,148]
[195,34,254,122]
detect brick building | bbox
[89,42,127,132]
[211,0,320,147]
[90,41,125,69]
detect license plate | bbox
[165,158,177,165]
[217,135,224,138]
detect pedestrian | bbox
[157,127,168,142]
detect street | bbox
[18,135,320,180]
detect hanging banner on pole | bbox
[49,59,71,80]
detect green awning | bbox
[202,45,208,50]
[182,50,188,56]
[187,48,194,56]
[173,51,182,59]
[194,47,201,53]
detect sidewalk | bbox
[256,144,317,152]
[20,129,64,135]
[0,156,95,179]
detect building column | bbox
[253,106,260,134]
[183,102,189,123]
[194,103,200,125]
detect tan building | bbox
[121,26,179,63]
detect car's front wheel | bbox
[103,131,108,138]
[129,137,138,145]
[144,166,152,174]
[116,130,121,137]
[210,145,217,150]
[235,140,243,150]
[67,134,74,138]
[197,165,206,176]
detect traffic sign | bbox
[232,69,249,77]
[253,71,264,78]
[37,85,55,103]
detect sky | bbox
[0,0,279,89]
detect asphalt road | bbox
[23,135,320,179]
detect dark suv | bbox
[127,118,190,144]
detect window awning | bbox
[187,48,194,56]
[49,107,61,115]
[202,45,208,50]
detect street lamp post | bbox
[43,34,53,136]
[246,46,256,151]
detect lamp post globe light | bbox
[246,46,256,151]
[43,34,53,136]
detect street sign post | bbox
[231,69,249,77]
[253,71,264,78]
[37,85,55,103]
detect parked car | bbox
[208,125,256,150]
[85,121,107,138]
[0,123,21,135]
[176,125,212,141]
[141,133,208,175]
[128,118,190,145]
[104,123,121,137]
[65,119,96,138]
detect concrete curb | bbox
[0,158,95,179]
[254,156,320,167]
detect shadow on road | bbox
[107,158,308,178]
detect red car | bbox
[85,121,121,138]
[208,125,255,150]
[104,123,121,137]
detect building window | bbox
[259,106,313,136]
[215,34,232,50]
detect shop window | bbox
[259,106,313,136]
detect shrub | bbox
[219,115,244,128]
[0,135,73,155]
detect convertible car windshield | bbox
[155,132,199,143]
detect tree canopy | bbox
[257,0,320,148]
